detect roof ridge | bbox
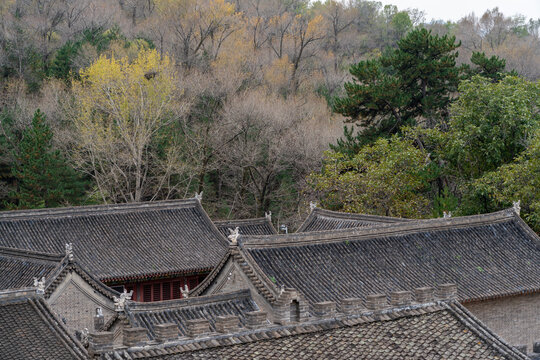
[44,261,121,300]
[314,207,412,222]
[242,208,518,248]
[444,302,529,359]
[0,198,199,220]
[188,249,235,297]
[214,217,269,225]
[296,207,410,232]
[0,287,38,301]
[30,297,88,359]
[0,246,65,263]
[110,301,454,358]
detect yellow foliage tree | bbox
[72,49,178,202]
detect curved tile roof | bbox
[0,199,229,282]
[196,209,540,305]
[124,290,259,339]
[0,247,65,290]
[0,290,88,359]
[297,207,410,232]
[214,217,277,237]
[100,301,528,360]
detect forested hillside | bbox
[1,0,539,230]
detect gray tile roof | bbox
[99,300,528,360]
[214,217,276,237]
[297,207,410,232]
[0,199,229,282]
[194,209,540,305]
[0,247,65,290]
[0,289,88,359]
[120,290,259,339]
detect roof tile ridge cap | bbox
[30,297,88,359]
[193,199,230,246]
[314,207,411,222]
[512,210,540,246]
[103,312,119,331]
[71,262,121,300]
[189,250,235,297]
[296,208,318,232]
[442,301,528,359]
[463,288,540,304]
[128,289,251,311]
[242,208,516,247]
[126,302,447,356]
[43,256,72,296]
[237,246,281,300]
[376,301,444,317]
[264,215,278,234]
[0,287,37,300]
[0,198,198,220]
[127,319,344,354]
[0,246,65,262]
[100,266,215,283]
[214,217,269,225]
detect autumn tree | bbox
[72,49,180,203]
[309,132,434,218]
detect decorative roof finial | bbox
[80,328,89,347]
[113,289,133,312]
[65,243,74,261]
[279,284,285,296]
[513,200,521,215]
[309,201,317,211]
[33,276,46,295]
[194,191,203,202]
[180,284,189,299]
[265,211,272,221]
[228,227,240,244]
[443,211,452,218]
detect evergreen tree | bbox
[464,52,518,83]
[10,109,87,208]
[49,41,80,81]
[333,28,461,149]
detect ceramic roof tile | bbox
[0,200,228,281]
[214,218,276,237]
[0,247,64,290]
[297,208,410,232]
[0,290,87,359]
[101,301,527,360]
[124,290,259,338]
[241,210,540,304]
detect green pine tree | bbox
[464,52,518,83]
[333,28,461,150]
[10,109,87,209]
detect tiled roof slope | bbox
[0,289,87,359]
[236,209,540,305]
[0,247,65,289]
[100,300,528,360]
[123,290,259,339]
[0,199,229,282]
[214,217,277,237]
[297,207,410,232]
